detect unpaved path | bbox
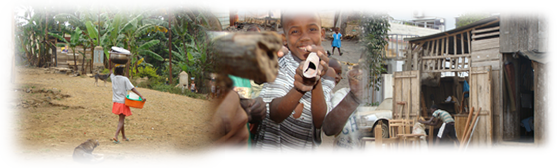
[12,68,215,162]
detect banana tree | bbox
[49,26,85,71]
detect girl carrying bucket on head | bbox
[110,64,145,143]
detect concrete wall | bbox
[319,10,335,28]
[0,0,14,84]
[389,3,489,31]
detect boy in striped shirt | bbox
[419,104,459,147]
[252,11,335,150]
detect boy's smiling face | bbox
[282,13,324,61]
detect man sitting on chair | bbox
[418,104,459,148]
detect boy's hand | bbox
[347,66,363,100]
[295,61,320,92]
[305,45,329,78]
[277,46,289,58]
[240,97,266,123]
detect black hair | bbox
[115,67,124,76]
[280,11,322,34]
[280,4,321,35]
[430,104,438,110]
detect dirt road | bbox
[12,68,215,162]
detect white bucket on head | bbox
[128,92,140,100]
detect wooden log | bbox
[212,31,282,83]
[461,107,474,141]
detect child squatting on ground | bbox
[110,65,145,144]
[250,11,335,150]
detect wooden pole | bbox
[168,10,173,85]
[460,107,481,149]
[461,107,474,141]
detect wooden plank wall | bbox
[533,62,547,146]
[392,70,421,121]
[499,13,548,53]
[468,66,493,148]
[470,26,504,143]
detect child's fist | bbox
[294,61,319,92]
[305,45,329,78]
[347,66,363,100]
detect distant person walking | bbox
[331,27,342,56]
[110,65,145,144]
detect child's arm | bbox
[310,80,327,129]
[309,45,330,128]
[269,86,305,124]
[130,88,146,101]
[322,68,362,136]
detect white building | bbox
[389,3,489,31]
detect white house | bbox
[389,3,489,31]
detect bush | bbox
[150,83,205,99]
[136,66,160,79]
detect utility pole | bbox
[168,9,173,85]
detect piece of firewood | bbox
[211,31,282,83]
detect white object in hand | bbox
[302,52,320,78]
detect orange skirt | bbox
[112,102,132,116]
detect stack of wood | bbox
[459,107,482,150]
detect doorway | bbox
[502,54,535,143]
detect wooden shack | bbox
[393,3,557,158]
[393,16,502,156]
[486,3,557,152]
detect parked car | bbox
[358,98,393,138]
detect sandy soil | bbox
[12,68,215,162]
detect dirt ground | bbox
[12,67,216,162]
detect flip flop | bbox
[124,138,130,141]
[112,138,120,144]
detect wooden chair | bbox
[375,127,406,159]
[389,119,415,138]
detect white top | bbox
[111,73,135,104]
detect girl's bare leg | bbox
[121,115,127,140]
[114,114,125,141]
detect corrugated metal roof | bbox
[405,15,500,42]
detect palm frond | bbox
[138,39,160,50]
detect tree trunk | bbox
[73,49,78,71]
[90,46,94,73]
[82,47,87,74]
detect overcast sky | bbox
[388,10,463,31]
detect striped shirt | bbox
[253,52,335,150]
[432,109,454,123]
